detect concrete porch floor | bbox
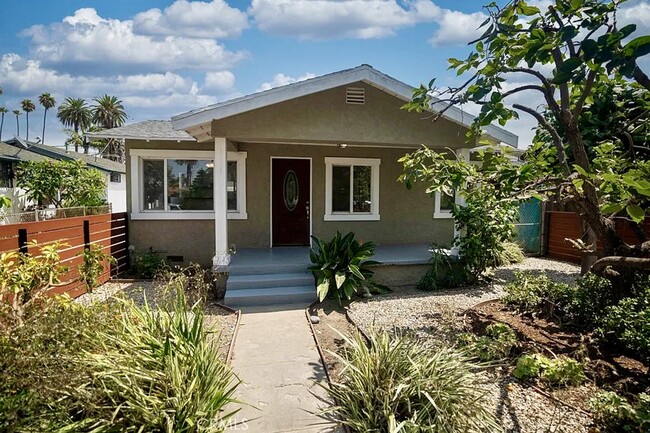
[229,243,432,269]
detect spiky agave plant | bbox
[324,330,502,433]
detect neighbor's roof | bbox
[5,137,125,173]
[171,64,519,148]
[0,141,51,163]
[87,120,195,142]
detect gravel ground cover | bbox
[346,257,591,433]
[76,281,238,360]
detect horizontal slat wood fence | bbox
[546,211,650,263]
[0,212,128,299]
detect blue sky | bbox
[1,0,650,147]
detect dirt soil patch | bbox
[466,299,649,406]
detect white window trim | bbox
[130,149,247,220]
[433,192,454,219]
[227,151,247,220]
[324,157,380,221]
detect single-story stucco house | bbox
[91,65,518,305]
[1,138,127,215]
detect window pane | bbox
[227,161,237,211]
[353,165,371,213]
[143,160,164,210]
[0,161,13,188]
[167,160,214,211]
[332,166,351,212]
[440,191,454,211]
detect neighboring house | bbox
[91,65,518,268]
[1,138,126,213]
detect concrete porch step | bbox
[228,272,313,291]
[224,285,316,307]
[228,262,310,276]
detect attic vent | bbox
[346,87,365,105]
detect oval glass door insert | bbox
[283,170,299,211]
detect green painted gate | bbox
[515,199,542,254]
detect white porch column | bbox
[213,137,230,267]
[451,148,471,256]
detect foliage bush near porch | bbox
[0,248,240,432]
[325,330,501,433]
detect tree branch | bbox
[512,103,571,176]
[502,85,548,98]
[573,69,597,116]
[551,47,571,111]
[632,63,650,92]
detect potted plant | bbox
[210,249,233,301]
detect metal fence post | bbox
[18,228,28,255]
[83,220,91,249]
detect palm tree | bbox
[92,94,127,160]
[13,110,21,137]
[38,93,56,144]
[20,100,35,141]
[57,97,92,153]
[0,107,7,142]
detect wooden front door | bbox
[272,158,310,246]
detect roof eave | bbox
[85,133,196,142]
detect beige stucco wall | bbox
[229,143,454,248]
[212,82,471,148]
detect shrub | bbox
[417,246,470,291]
[154,263,215,307]
[78,243,117,292]
[0,290,240,432]
[513,354,585,386]
[309,232,389,302]
[134,248,168,278]
[0,241,67,328]
[598,286,650,361]
[503,271,614,327]
[459,322,518,361]
[325,330,501,433]
[491,241,525,267]
[589,391,650,432]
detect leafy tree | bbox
[92,94,127,161]
[15,160,107,208]
[20,100,35,141]
[12,110,20,138]
[402,0,650,286]
[0,195,11,209]
[38,93,56,144]
[57,97,92,153]
[0,107,7,141]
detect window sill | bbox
[433,212,454,219]
[324,214,380,222]
[227,212,248,220]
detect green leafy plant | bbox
[154,263,215,307]
[459,322,519,362]
[134,248,168,279]
[590,391,650,433]
[0,195,11,209]
[417,246,470,291]
[324,330,501,433]
[78,243,117,293]
[492,241,525,267]
[513,354,585,386]
[15,160,107,208]
[597,285,650,361]
[308,232,389,302]
[0,241,68,328]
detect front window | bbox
[325,157,380,221]
[434,190,456,219]
[132,149,247,220]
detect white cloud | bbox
[204,71,236,92]
[22,8,248,75]
[257,72,316,91]
[619,1,650,33]
[428,10,487,46]
[249,0,441,39]
[133,0,249,39]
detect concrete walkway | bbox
[227,305,340,433]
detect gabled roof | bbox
[0,141,51,163]
[5,137,125,173]
[87,120,195,142]
[171,64,518,148]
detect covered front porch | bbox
[224,243,433,307]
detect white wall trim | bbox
[227,151,247,219]
[130,149,213,159]
[324,157,380,222]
